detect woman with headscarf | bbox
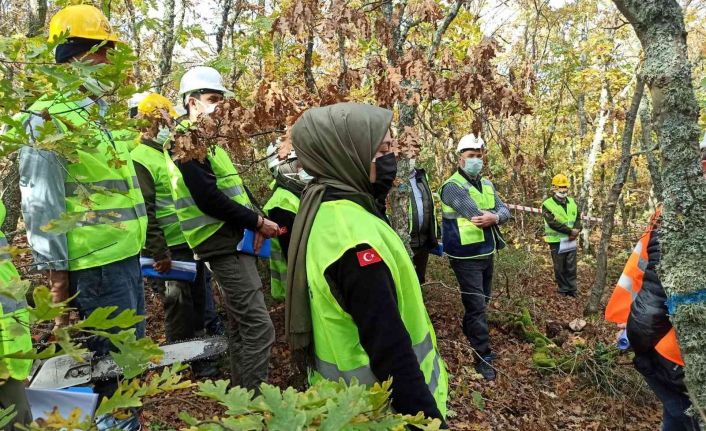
[285,102,448,424]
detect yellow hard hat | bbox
[137,93,177,118]
[552,174,570,187]
[48,5,121,43]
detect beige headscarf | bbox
[285,102,393,351]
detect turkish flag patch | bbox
[356,248,382,267]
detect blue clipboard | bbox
[237,229,271,258]
[140,257,197,282]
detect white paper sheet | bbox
[26,388,99,423]
[559,238,577,254]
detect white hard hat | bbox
[456,134,485,153]
[128,91,150,109]
[178,66,231,98]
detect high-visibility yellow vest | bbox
[0,201,32,380]
[263,187,299,300]
[440,172,498,259]
[164,121,253,249]
[131,143,187,248]
[21,96,147,271]
[542,197,578,243]
[305,199,448,416]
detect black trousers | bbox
[411,247,430,284]
[549,243,577,294]
[634,351,701,431]
[449,256,493,358]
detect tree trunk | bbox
[613,0,706,419]
[215,0,234,54]
[27,0,47,38]
[585,76,645,315]
[579,79,611,251]
[303,30,317,95]
[639,97,663,201]
[154,0,178,92]
[124,0,143,85]
[387,1,464,255]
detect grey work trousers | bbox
[549,243,577,294]
[205,253,275,390]
[163,250,207,343]
[0,378,31,430]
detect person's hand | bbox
[253,231,265,255]
[569,228,580,240]
[471,211,499,228]
[153,257,172,273]
[615,323,626,343]
[46,270,70,328]
[257,216,280,238]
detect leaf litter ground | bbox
[117,255,664,429]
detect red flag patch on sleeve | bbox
[356,248,382,267]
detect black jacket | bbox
[174,151,260,260]
[409,168,438,251]
[626,229,672,355]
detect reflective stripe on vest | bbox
[0,201,32,380]
[440,173,497,259]
[131,144,187,247]
[263,187,300,300]
[166,143,253,249]
[306,199,448,416]
[542,197,578,243]
[604,207,683,366]
[23,97,147,271]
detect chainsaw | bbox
[29,336,227,390]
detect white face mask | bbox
[298,170,314,183]
[155,126,171,145]
[194,98,217,116]
[555,191,567,199]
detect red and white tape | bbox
[506,203,603,224]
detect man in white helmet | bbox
[439,133,510,381]
[262,139,311,300]
[165,66,278,390]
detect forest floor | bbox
[134,244,662,431]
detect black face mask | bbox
[371,153,397,201]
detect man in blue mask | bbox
[440,133,510,381]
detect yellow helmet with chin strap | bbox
[48,5,121,43]
[552,174,570,188]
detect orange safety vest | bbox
[604,207,684,366]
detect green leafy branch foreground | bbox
[0,277,441,430]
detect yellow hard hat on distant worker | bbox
[48,5,121,43]
[552,174,570,188]
[137,93,177,118]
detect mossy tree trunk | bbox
[613,0,706,417]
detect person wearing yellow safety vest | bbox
[605,208,700,430]
[440,134,510,381]
[17,6,146,430]
[0,200,33,430]
[262,140,309,300]
[166,66,277,390]
[542,174,582,297]
[286,103,448,426]
[130,94,218,377]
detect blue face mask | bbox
[463,157,483,176]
